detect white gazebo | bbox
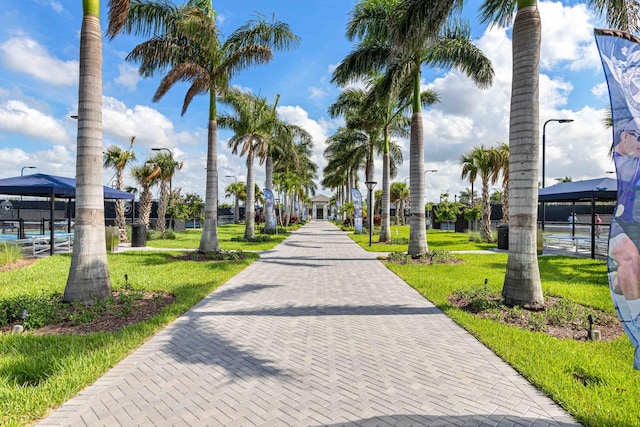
[310,194,330,220]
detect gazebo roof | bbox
[538,177,617,202]
[0,173,134,199]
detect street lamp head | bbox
[365,181,377,190]
[558,119,574,123]
[21,166,36,176]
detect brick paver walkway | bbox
[38,221,580,426]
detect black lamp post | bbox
[542,119,573,230]
[365,181,377,246]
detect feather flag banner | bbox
[595,28,640,369]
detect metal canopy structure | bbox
[0,173,134,255]
[538,177,617,259]
[538,177,617,202]
[0,173,134,199]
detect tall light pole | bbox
[226,175,238,224]
[365,181,377,246]
[542,119,573,189]
[542,119,573,231]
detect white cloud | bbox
[592,82,609,99]
[0,100,70,143]
[539,2,599,71]
[102,96,200,149]
[308,86,327,99]
[33,0,63,13]
[114,63,140,90]
[0,35,77,86]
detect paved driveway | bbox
[38,221,579,426]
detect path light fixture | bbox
[365,181,377,247]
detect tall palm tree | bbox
[225,181,244,224]
[219,88,279,239]
[460,145,500,242]
[390,182,410,225]
[492,142,509,223]
[120,0,299,252]
[148,151,182,235]
[479,0,636,307]
[103,136,136,242]
[334,0,493,257]
[131,162,160,228]
[64,0,131,303]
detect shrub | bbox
[388,251,411,264]
[390,237,409,245]
[430,250,457,264]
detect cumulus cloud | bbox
[0,100,70,143]
[0,35,77,86]
[102,96,200,149]
[114,63,140,90]
[308,86,327,99]
[33,0,63,13]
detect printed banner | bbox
[263,188,276,228]
[294,199,299,217]
[352,188,363,233]
[595,28,640,369]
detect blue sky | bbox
[0,1,616,203]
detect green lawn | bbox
[347,225,497,252]
[145,224,289,250]
[0,251,258,427]
[385,254,639,427]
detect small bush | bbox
[390,237,409,245]
[430,250,457,264]
[231,235,272,242]
[0,241,23,266]
[163,230,176,240]
[454,285,502,312]
[260,226,286,235]
[388,251,411,264]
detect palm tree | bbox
[131,162,160,229]
[225,181,244,224]
[148,151,182,236]
[492,142,509,223]
[479,0,636,307]
[219,88,279,239]
[103,137,136,242]
[390,182,410,225]
[64,0,132,303]
[120,0,299,252]
[460,145,500,242]
[334,0,494,257]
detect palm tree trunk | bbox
[140,188,152,227]
[379,150,391,242]
[157,180,168,235]
[245,154,255,239]
[481,178,492,241]
[502,180,509,223]
[408,71,428,256]
[199,94,220,252]
[502,4,544,308]
[264,156,275,231]
[64,5,112,303]
[114,171,128,242]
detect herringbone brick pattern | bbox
[37,222,580,426]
